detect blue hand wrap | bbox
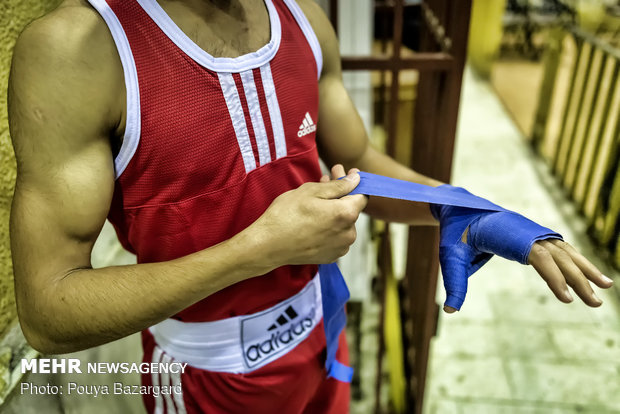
[320,173,561,382]
[429,185,562,309]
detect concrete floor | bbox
[422,69,620,414]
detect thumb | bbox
[314,172,361,200]
[439,246,470,312]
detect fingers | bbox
[540,240,602,306]
[443,288,467,312]
[440,249,470,312]
[443,305,457,314]
[331,164,346,179]
[548,239,614,289]
[529,240,608,307]
[529,242,574,303]
[330,164,360,180]
[312,171,361,199]
[340,193,369,214]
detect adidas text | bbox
[245,317,314,363]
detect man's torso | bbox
[56,0,325,321]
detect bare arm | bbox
[298,1,613,308]
[301,3,442,226]
[9,7,366,354]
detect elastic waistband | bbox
[149,272,323,373]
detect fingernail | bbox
[601,274,613,284]
[344,172,358,181]
[443,305,457,314]
[592,292,602,304]
[563,289,573,302]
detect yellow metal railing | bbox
[534,26,620,267]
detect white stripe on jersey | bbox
[152,347,164,414]
[240,70,271,166]
[160,353,176,414]
[305,112,313,125]
[170,362,187,414]
[259,63,287,159]
[218,73,257,173]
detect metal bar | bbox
[571,26,620,62]
[552,36,583,172]
[589,111,620,237]
[565,48,606,192]
[342,54,454,71]
[329,0,339,36]
[374,229,391,414]
[532,28,563,147]
[553,39,591,177]
[574,56,618,207]
[421,2,452,52]
[584,65,620,220]
[374,2,405,411]
[407,1,472,413]
[599,155,620,247]
[387,0,404,158]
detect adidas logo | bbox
[244,305,315,364]
[267,305,299,331]
[297,112,317,137]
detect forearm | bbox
[18,230,269,354]
[352,145,443,225]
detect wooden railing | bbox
[533,26,620,267]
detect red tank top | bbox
[93,0,324,322]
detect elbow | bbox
[17,308,79,355]
[20,323,63,355]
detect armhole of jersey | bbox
[282,0,323,79]
[87,0,141,180]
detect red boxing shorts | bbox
[140,274,350,413]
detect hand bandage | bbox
[430,185,562,310]
[324,173,562,382]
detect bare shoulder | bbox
[14,0,117,67]
[294,0,341,77]
[10,0,123,142]
[295,0,336,46]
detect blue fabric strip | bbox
[329,360,354,383]
[319,172,556,383]
[318,262,350,381]
[350,172,505,212]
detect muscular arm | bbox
[9,7,366,353]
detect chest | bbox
[108,0,321,205]
[156,0,271,58]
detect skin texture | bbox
[9,0,613,354]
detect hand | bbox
[440,217,614,314]
[421,183,615,314]
[249,169,368,268]
[320,164,361,183]
[526,239,613,308]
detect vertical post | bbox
[406,1,472,413]
[330,0,339,35]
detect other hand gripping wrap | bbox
[320,172,562,382]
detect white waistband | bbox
[149,272,323,373]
